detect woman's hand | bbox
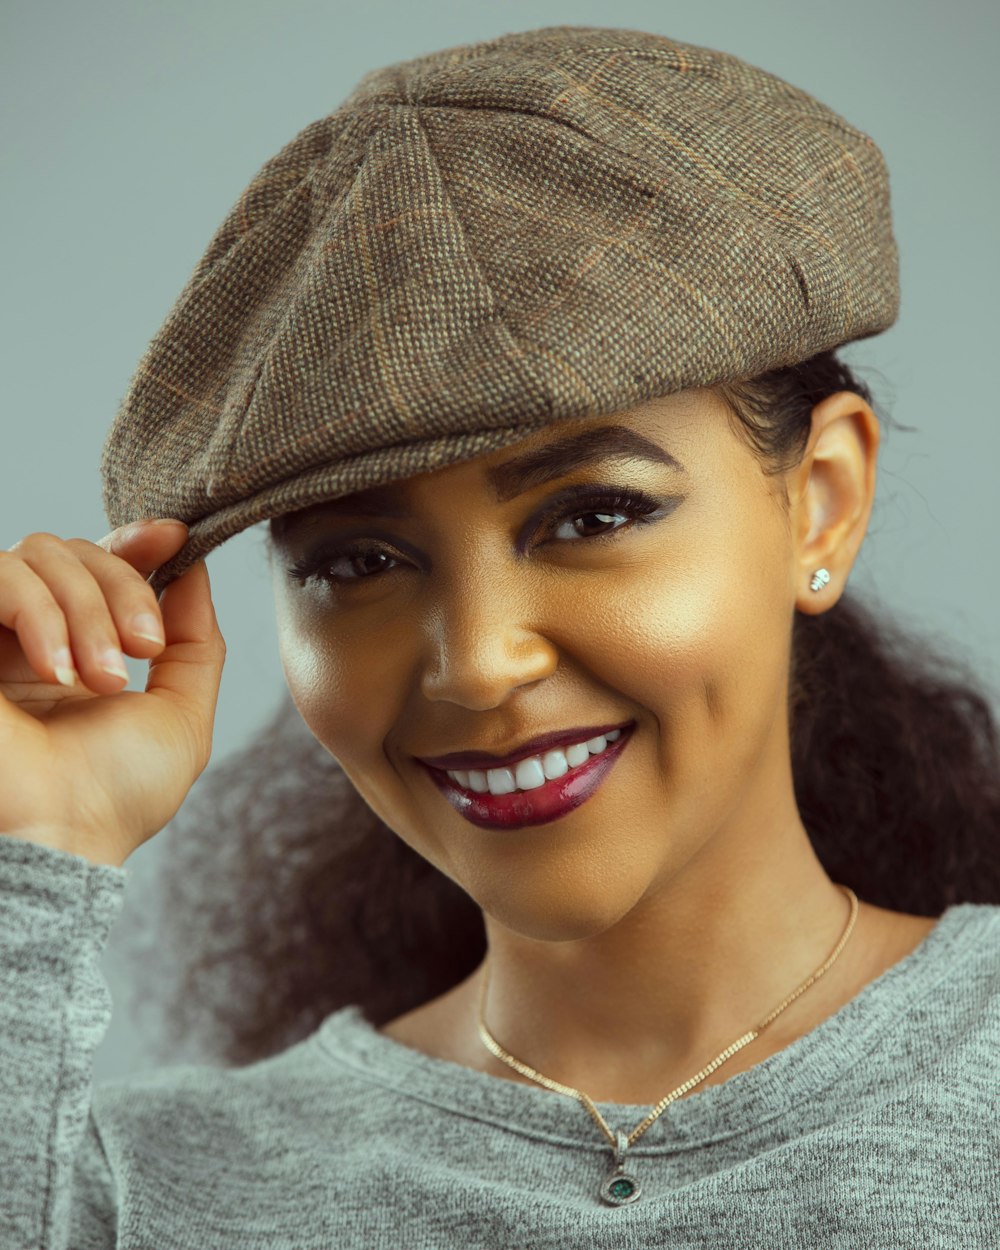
[0,520,226,867]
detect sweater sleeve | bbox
[0,834,127,1250]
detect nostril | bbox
[420,632,558,708]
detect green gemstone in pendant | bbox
[600,1170,641,1205]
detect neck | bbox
[470,831,863,1105]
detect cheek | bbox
[575,515,792,733]
[275,608,404,770]
[278,618,425,843]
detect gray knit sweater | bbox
[2,834,998,1250]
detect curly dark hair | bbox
[119,347,1000,1069]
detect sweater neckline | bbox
[315,902,994,1152]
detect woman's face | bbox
[268,387,807,940]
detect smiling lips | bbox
[419,724,634,829]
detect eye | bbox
[286,540,403,586]
[551,505,635,540]
[537,487,666,544]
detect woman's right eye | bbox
[287,542,402,585]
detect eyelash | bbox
[286,487,666,587]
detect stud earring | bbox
[809,567,831,592]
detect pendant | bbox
[598,1129,642,1206]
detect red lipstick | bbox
[418,724,634,829]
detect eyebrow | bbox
[272,423,684,538]
[486,423,685,502]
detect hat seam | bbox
[212,176,332,486]
[412,98,837,341]
[208,105,423,486]
[410,96,854,276]
[562,44,720,75]
[407,104,558,420]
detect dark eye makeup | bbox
[285,483,681,588]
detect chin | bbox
[466,869,652,945]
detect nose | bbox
[419,573,559,710]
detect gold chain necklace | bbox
[477,884,859,1207]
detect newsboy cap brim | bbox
[99,24,899,598]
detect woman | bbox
[2,24,998,1247]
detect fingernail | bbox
[147,518,186,527]
[53,646,76,688]
[100,647,129,680]
[132,612,164,644]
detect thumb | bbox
[144,558,226,763]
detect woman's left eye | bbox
[550,507,634,540]
[541,489,665,543]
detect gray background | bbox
[2,0,997,1081]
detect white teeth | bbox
[486,767,517,795]
[514,757,547,790]
[541,749,569,780]
[565,742,590,767]
[444,729,627,794]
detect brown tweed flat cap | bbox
[100,24,900,596]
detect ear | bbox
[788,391,880,616]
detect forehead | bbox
[270,391,710,540]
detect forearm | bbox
[0,835,126,1249]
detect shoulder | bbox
[90,1029,365,1165]
[85,1028,387,1238]
[949,902,1000,1014]
[898,902,1000,1058]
